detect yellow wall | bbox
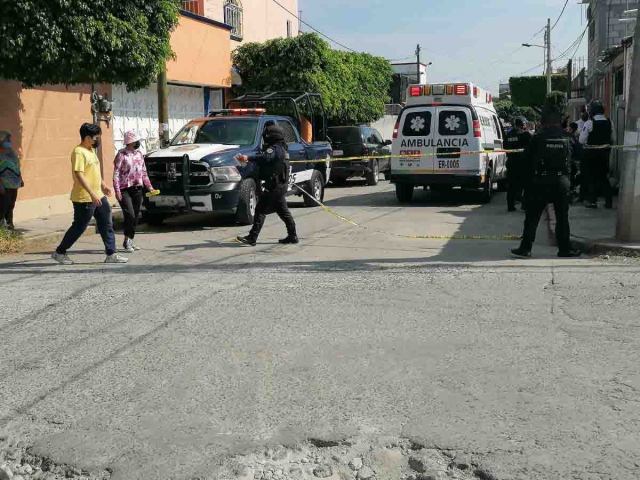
[167,14,232,87]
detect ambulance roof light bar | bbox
[407,82,493,103]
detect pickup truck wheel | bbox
[396,183,414,203]
[366,160,380,186]
[143,212,167,227]
[236,178,257,225]
[304,170,325,207]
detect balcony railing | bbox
[181,0,204,16]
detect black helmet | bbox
[262,124,285,146]
[588,100,605,117]
[514,116,528,129]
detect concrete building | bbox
[581,0,637,100]
[0,0,298,222]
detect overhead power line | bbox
[270,0,357,53]
[551,0,570,30]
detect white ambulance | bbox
[389,82,507,203]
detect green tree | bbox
[494,99,540,124]
[232,33,393,125]
[508,75,569,109]
[0,0,181,91]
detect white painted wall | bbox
[204,0,299,46]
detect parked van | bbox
[389,82,507,203]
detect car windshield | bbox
[171,119,259,146]
[328,128,363,144]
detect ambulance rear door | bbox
[392,106,436,176]
[433,106,480,176]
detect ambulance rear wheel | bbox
[481,169,493,204]
[396,183,414,203]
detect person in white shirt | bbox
[576,110,589,133]
[579,101,614,208]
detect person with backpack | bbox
[236,124,298,246]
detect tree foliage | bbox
[494,99,540,124]
[509,75,569,108]
[232,33,394,125]
[0,0,181,91]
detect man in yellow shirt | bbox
[52,123,128,264]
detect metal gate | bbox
[112,84,206,154]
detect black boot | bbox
[279,235,299,245]
[557,249,582,258]
[511,247,532,258]
[237,235,257,246]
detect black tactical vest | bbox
[587,119,612,146]
[259,144,290,188]
[537,137,571,175]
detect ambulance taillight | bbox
[473,120,482,138]
[392,118,400,139]
[454,84,468,95]
[473,86,478,97]
[409,86,422,97]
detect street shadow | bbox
[0,254,634,276]
[324,186,489,209]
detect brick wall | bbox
[0,81,115,221]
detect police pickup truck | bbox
[143,107,332,226]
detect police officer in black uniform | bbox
[504,116,533,212]
[511,100,581,259]
[581,100,613,209]
[236,124,298,246]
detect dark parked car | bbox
[327,126,392,186]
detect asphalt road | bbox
[1,181,639,480]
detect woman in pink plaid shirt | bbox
[113,131,153,253]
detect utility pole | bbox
[299,10,302,33]
[415,44,421,84]
[546,18,552,93]
[157,66,170,149]
[616,7,640,242]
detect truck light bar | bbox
[208,108,266,117]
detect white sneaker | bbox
[51,252,74,265]
[123,239,135,253]
[131,243,141,251]
[104,253,129,264]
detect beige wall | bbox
[204,0,299,46]
[0,81,115,221]
[167,14,232,87]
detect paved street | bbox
[1,181,639,480]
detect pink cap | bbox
[124,131,141,145]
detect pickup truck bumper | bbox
[143,182,241,214]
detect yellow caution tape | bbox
[292,184,521,241]
[290,144,640,164]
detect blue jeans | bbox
[56,197,116,256]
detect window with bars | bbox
[224,0,243,41]
[181,0,204,16]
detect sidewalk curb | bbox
[572,237,640,257]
